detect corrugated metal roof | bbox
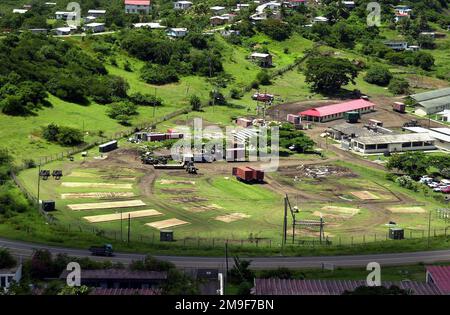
[252,279,442,295]
[90,288,161,295]
[417,97,450,110]
[404,127,450,143]
[59,269,167,280]
[353,133,434,145]
[426,266,450,294]
[432,128,450,136]
[410,88,450,102]
[300,100,375,117]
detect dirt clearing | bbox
[351,191,380,200]
[68,172,97,178]
[61,192,135,200]
[183,204,223,213]
[320,206,360,217]
[159,180,196,185]
[145,218,190,229]
[84,209,162,223]
[387,206,426,214]
[62,182,133,189]
[68,200,146,211]
[215,213,251,223]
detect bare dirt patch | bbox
[351,191,380,200]
[68,200,146,211]
[145,218,190,229]
[320,206,360,218]
[183,204,223,213]
[62,182,133,189]
[84,209,162,223]
[61,192,135,200]
[215,213,251,223]
[68,171,97,178]
[159,180,196,185]
[174,197,209,203]
[387,206,426,214]
[160,189,196,194]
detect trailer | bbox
[393,102,406,113]
[153,163,185,169]
[99,140,118,153]
[233,166,264,183]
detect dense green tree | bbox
[190,95,202,111]
[304,57,359,93]
[0,249,16,269]
[386,152,429,179]
[256,19,292,41]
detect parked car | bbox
[428,182,439,188]
[433,187,442,192]
[441,186,450,194]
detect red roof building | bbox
[252,278,442,295]
[299,99,375,122]
[426,266,450,294]
[125,0,151,14]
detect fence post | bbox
[351,237,353,246]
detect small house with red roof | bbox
[299,99,375,123]
[125,0,151,14]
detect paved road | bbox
[2,238,450,270]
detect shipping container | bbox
[99,140,118,153]
[148,133,167,141]
[287,114,301,125]
[393,102,406,113]
[344,111,360,123]
[247,167,264,182]
[236,118,253,128]
[234,166,264,183]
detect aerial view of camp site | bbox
[0,0,450,303]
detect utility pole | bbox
[427,211,432,247]
[282,195,288,247]
[37,164,41,210]
[127,213,131,245]
[153,87,157,118]
[225,241,229,276]
[120,209,123,241]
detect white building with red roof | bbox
[299,99,375,122]
[125,0,151,14]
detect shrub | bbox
[129,92,163,107]
[257,71,271,85]
[107,102,138,120]
[388,77,410,95]
[140,64,179,85]
[190,95,202,111]
[42,123,84,146]
[364,67,393,86]
[0,249,16,269]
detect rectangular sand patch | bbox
[84,209,162,223]
[145,218,189,229]
[159,180,196,185]
[321,206,360,216]
[351,191,380,200]
[183,204,223,213]
[68,171,98,178]
[387,206,426,214]
[215,213,250,223]
[61,192,136,200]
[68,200,146,211]
[62,182,133,189]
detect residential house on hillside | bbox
[84,22,105,33]
[87,9,106,17]
[174,1,193,10]
[167,27,188,37]
[55,11,77,19]
[287,0,307,7]
[13,9,29,14]
[210,6,226,14]
[250,52,273,67]
[210,16,229,26]
[313,16,329,23]
[384,40,408,51]
[124,0,151,14]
